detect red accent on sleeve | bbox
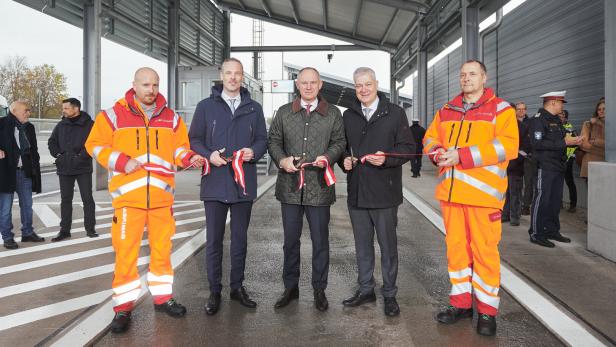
[457,147,475,169]
[115,153,131,173]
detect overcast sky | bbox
[0,0,399,117]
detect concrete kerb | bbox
[46,177,277,347]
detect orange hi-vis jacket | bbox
[423,88,519,209]
[85,89,195,209]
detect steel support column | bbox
[416,24,428,126]
[223,10,231,58]
[390,56,398,105]
[83,0,105,190]
[606,0,616,162]
[461,1,480,62]
[167,0,180,109]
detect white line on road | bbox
[13,189,62,203]
[0,228,202,275]
[2,216,206,258]
[32,204,61,227]
[402,187,607,347]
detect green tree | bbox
[0,56,68,119]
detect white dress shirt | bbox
[14,127,22,167]
[301,99,319,112]
[222,90,241,114]
[361,97,380,121]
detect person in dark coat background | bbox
[48,98,98,241]
[0,100,44,249]
[502,106,525,226]
[409,117,425,177]
[339,67,415,317]
[189,58,267,315]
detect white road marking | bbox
[3,177,275,344]
[0,228,202,275]
[13,189,62,203]
[0,216,206,258]
[402,187,607,347]
[32,204,61,227]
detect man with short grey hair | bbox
[340,67,414,316]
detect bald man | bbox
[86,67,205,333]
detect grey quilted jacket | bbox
[268,96,346,206]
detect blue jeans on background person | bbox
[0,169,34,241]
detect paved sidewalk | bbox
[402,162,616,346]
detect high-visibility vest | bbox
[563,122,577,159]
[85,89,194,209]
[423,88,519,209]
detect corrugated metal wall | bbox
[413,0,604,207]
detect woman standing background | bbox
[580,100,606,179]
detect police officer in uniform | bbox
[528,91,583,248]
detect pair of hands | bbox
[0,149,4,159]
[342,151,386,170]
[279,155,329,173]
[434,148,460,168]
[124,154,207,174]
[565,135,584,146]
[209,147,254,167]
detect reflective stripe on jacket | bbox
[423,88,519,209]
[85,89,194,209]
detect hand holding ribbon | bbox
[297,157,336,191]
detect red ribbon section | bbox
[231,151,247,195]
[142,158,210,177]
[359,151,439,164]
[297,157,336,191]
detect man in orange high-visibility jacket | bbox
[423,60,518,337]
[85,67,204,334]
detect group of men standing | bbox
[1,56,578,339]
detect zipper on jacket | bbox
[465,123,473,143]
[155,130,159,149]
[212,120,217,138]
[143,118,151,209]
[447,112,468,202]
[136,129,140,150]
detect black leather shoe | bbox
[154,298,186,317]
[547,233,571,243]
[230,286,257,308]
[342,290,376,307]
[314,289,328,311]
[205,293,221,315]
[436,305,473,324]
[3,239,18,249]
[274,287,299,309]
[476,313,497,336]
[21,233,44,242]
[86,231,99,238]
[51,232,71,242]
[530,236,555,248]
[510,220,520,226]
[384,297,400,316]
[110,311,131,333]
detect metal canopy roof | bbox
[284,63,412,110]
[14,0,227,67]
[215,0,431,52]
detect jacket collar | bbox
[211,85,252,107]
[447,88,495,111]
[291,94,329,115]
[122,88,168,117]
[349,92,390,119]
[60,111,90,125]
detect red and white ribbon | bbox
[297,157,336,191]
[231,151,247,195]
[359,151,439,164]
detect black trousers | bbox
[281,203,330,290]
[204,200,253,293]
[503,175,523,223]
[348,205,399,298]
[410,157,422,176]
[522,158,537,210]
[529,168,564,240]
[59,173,96,234]
[564,158,577,208]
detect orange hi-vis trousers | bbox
[440,201,502,316]
[111,206,176,312]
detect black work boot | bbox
[154,298,187,317]
[476,313,497,336]
[110,311,131,333]
[436,305,473,324]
